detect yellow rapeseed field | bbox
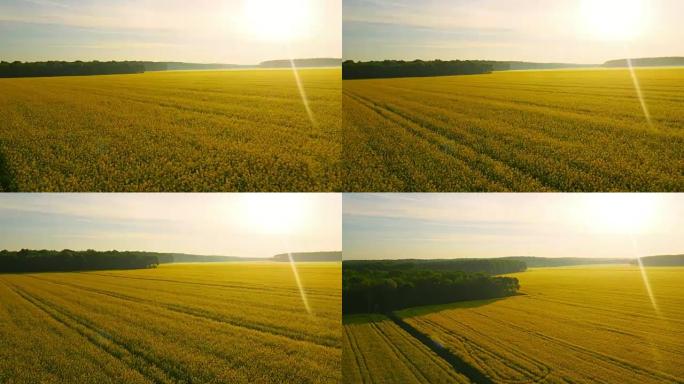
[0,69,341,192]
[343,68,684,191]
[396,266,684,383]
[343,314,471,384]
[0,262,341,384]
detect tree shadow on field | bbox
[343,297,523,384]
[396,293,526,319]
[343,313,389,325]
[0,146,17,192]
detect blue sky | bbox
[343,0,684,63]
[0,0,342,63]
[0,194,341,257]
[343,194,684,260]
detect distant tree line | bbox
[0,249,159,273]
[603,57,684,68]
[634,255,684,266]
[343,260,521,314]
[260,58,342,68]
[499,256,630,268]
[344,258,527,275]
[342,60,494,79]
[272,251,342,262]
[0,61,146,78]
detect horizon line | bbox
[1,248,343,259]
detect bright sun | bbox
[243,194,309,235]
[580,0,646,41]
[243,0,312,42]
[581,194,658,235]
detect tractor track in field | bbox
[346,92,531,191]
[385,321,470,382]
[463,310,683,383]
[345,326,375,384]
[351,91,615,190]
[414,316,551,384]
[1,280,181,384]
[85,272,334,299]
[28,275,339,349]
[347,91,575,191]
[370,322,432,384]
[387,312,494,384]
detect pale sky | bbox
[0,193,341,257]
[344,0,684,63]
[343,194,684,260]
[0,0,342,64]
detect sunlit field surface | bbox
[0,262,341,384]
[343,68,684,191]
[343,266,683,383]
[0,69,341,192]
[394,266,683,383]
[343,314,471,384]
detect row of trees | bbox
[272,251,342,262]
[342,60,494,79]
[0,61,146,78]
[603,57,684,68]
[344,258,527,275]
[343,267,520,314]
[0,249,159,273]
[635,255,684,266]
[499,256,629,268]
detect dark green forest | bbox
[0,61,146,78]
[342,60,495,79]
[0,249,159,273]
[343,259,522,314]
[0,58,343,78]
[0,249,342,273]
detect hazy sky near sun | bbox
[343,194,684,260]
[0,194,341,257]
[344,0,684,63]
[0,0,341,63]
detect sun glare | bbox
[581,194,658,235]
[580,0,646,41]
[243,0,312,42]
[243,194,308,235]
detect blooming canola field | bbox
[0,262,342,384]
[343,68,684,192]
[0,68,341,192]
[344,266,684,383]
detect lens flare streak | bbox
[287,252,312,315]
[632,238,660,317]
[626,57,653,128]
[289,58,317,127]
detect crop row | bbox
[343,68,684,191]
[0,69,341,191]
[343,315,471,384]
[0,263,341,383]
[399,267,684,383]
